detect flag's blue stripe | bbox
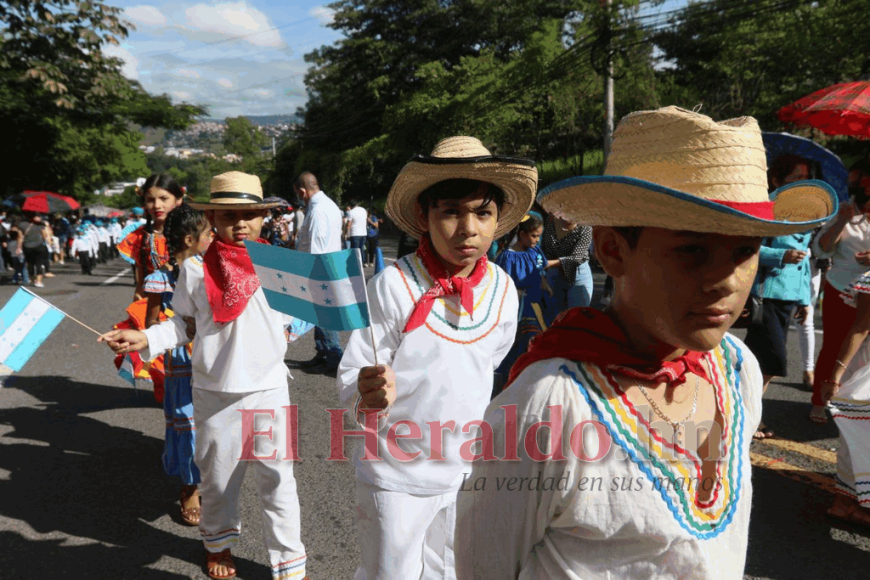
[245,242,362,281]
[4,307,65,372]
[0,289,34,337]
[262,289,369,331]
[313,249,363,281]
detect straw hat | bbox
[762,132,848,201]
[385,136,538,240]
[537,106,838,237]
[188,171,283,211]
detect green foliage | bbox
[223,117,269,158]
[0,0,206,199]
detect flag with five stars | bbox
[0,288,66,372]
[245,242,371,331]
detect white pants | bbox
[353,480,457,580]
[798,265,823,372]
[194,387,306,580]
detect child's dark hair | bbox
[163,203,208,278]
[768,154,815,192]
[416,179,505,218]
[139,173,184,269]
[849,158,870,209]
[500,212,543,252]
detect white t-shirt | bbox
[348,206,368,237]
[813,215,870,292]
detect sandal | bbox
[206,549,237,580]
[180,485,201,526]
[827,496,870,530]
[753,422,775,440]
[808,405,828,425]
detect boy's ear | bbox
[183,233,194,250]
[414,202,430,234]
[593,227,630,279]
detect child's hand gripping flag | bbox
[0,288,66,372]
[244,242,371,332]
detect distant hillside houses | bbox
[100,182,138,196]
[137,145,243,163]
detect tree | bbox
[0,0,205,198]
[223,117,268,158]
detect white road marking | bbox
[101,269,130,286]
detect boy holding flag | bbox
[99,172,308,580]
[336,136,536,579]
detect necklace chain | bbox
[628,361,708,439]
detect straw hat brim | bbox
[762,132,849,201]
[537,176,838,237]
[385,157,538,240]
[188,199,284,211]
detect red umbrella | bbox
[18,190,81,213]
[778,81,870,138]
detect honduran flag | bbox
[245,242,370,331]
[0,288,65,372]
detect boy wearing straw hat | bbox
[336,136,536,579]
[455,107,838,579]
[100,172,309,580]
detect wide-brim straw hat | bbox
[762,132,849,201]
[189,171,283,211]
[537,106,838,237]
[385,136,538,240]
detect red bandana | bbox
[203,237,268,324]
[505,307,711,389]
[403,235,489,333]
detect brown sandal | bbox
[206,549,236,579]
[179,486,201,526]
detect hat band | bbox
[210,191,263,203]
[709,199,775,220]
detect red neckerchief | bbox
[403,235,489,333]
[203,237,268,324]
[506,307,711,389]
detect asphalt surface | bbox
[0,239,868,579]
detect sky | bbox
[105,0,688,120]
[105,1,343,119]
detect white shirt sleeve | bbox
[492,275,519,369]
[142,261,197,360]
[336,270,404,407]
[455,362,584,579]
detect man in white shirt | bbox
[293,171,345,372]
[346,199,368,255]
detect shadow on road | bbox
[746,468,870,578]
[0,375,259,578]
[757,397,839,443]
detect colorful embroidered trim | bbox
[271,555,307,579]
[565,336,746,539]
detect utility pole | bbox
[603,0,614,164]
[272,136,276,157]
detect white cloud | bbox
[309,6,335,25]
[216,78,234,88]
[183,2,282,47]
[125,6,167,27]
[173,68,201,79]
[243,88,275,99]
[103,44,139,80]
[172,91,193,100]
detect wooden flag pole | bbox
[21,287,103,337]
[355,248,379,367]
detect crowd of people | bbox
[14,104,870,579]
[0,209,128,286]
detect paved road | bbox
[0,241,868,579]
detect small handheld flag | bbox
[245,242,370,332]
[0,288,66,372]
